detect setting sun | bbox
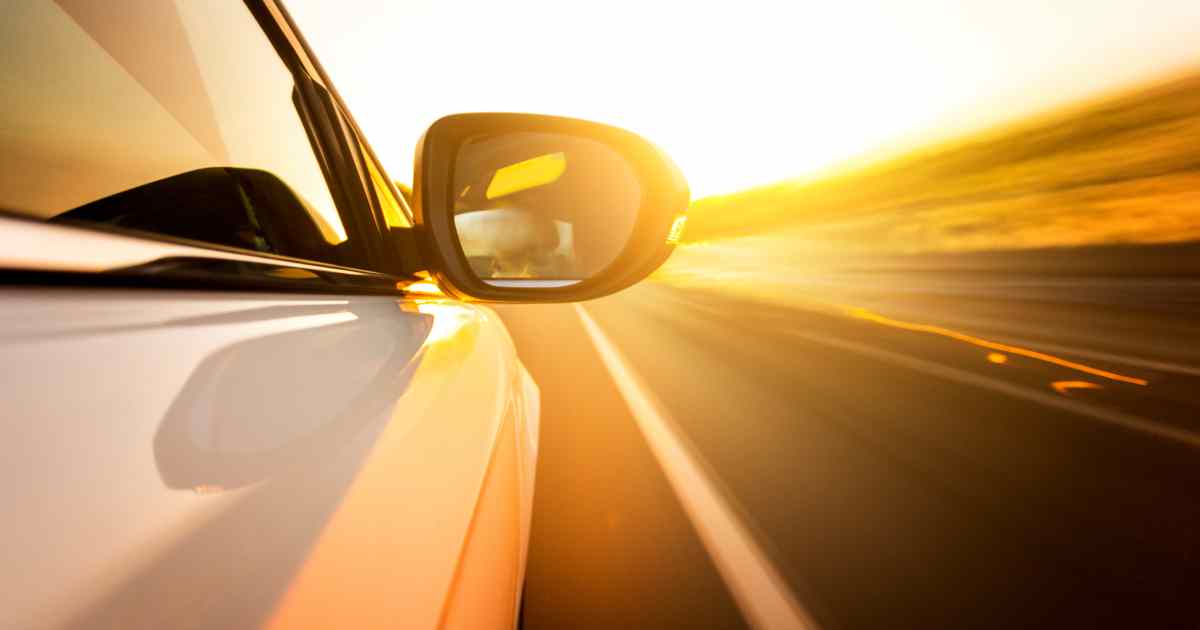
[289,0,1200,197]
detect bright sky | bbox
[287,0,1200,198]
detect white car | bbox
[0,1,687,628]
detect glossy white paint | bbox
[0,214,370,275]
[0,288,537,629]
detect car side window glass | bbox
[0,0,351,265]
[361,145,412,230]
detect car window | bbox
[0,0,353,266]
[362,144,412,230]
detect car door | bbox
[0,2,536,629]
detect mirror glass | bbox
[451,132,641,287]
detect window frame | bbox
[246,0,391,273]
[262,0,421,277]
[0,0,420,295]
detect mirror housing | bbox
[412,113,688,303]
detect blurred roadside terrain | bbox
[668,70,1200,280]
[653,70,1200,402]
[506,67,1200,630]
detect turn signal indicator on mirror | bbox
[667,215,688,244]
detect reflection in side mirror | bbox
[414,113,689,303]
[454,209,579,284]
[452,135,641,287]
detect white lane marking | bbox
[575,305,819,630]
[784,329,1200,450]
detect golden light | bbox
[1051,380,1104,395]
[486,152,566,199]
[666,215,688,245]
[415,301,480,345]
[399,280,444,296]
[289,0,1200,199]
[845,306,1148,386]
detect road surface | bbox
[494,276,1200,630]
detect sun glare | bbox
[287,0,1200,199]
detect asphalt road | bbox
[494,278,1200,630]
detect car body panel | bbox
[0,285,537,629]
[3,0,546,625]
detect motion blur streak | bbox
[843,307,1149,386]
[575,305,819,630]
[1051,380,1104,395]
[782,327,1200,450]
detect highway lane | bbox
[496,279,1200,629]
[493,301,749,630]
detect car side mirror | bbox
[411,113,689,302]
